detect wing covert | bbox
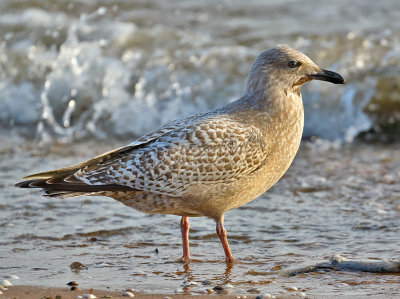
[75,117,268,196]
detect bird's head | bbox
[246,46,345,95]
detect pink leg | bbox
[216,216,234,263]
[180,216,190,262]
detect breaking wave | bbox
[0,1,399,143]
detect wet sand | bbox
[3,285,395,299]
[2,285,128,299]
[3,285,237,299]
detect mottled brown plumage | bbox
[16,46,345,263]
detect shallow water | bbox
[1,138,400,297]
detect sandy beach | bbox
[2,285,237,299]
[3,285,398,299]
[3,285,127,299]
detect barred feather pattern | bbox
[75,115,268,197]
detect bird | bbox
[16,46,345,263]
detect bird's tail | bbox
[15,145,137,199]
[15,171,134,198]
[15,170,98,199]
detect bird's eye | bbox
[288,60,302,68]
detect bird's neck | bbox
[244,83,302,112]
[224,86,304,137]
[235,83,304,133]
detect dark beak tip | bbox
[332,78,346,85]
[309,69,346,85]
[336,77,346,85]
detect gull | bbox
[16,46,345,263]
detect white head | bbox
[246,46,345,95]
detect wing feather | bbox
[19,116,195,181]
[76,116,268,196]
[16,114,205,194]
[17,113,269,198]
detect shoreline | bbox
[3,285,395,299]
[2,285,239,299]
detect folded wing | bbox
[75,116,268,197]
[16,115,268,198]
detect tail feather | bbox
[15,177,135,192]
[43,189,94,199]
[15,180,38,188]
[15,144,140,198]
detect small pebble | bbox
[376,209,387,215]
[247,288,260,294]
[224,283,234,289]
[288,286,299,291]
[1,280,12,287]
[206,288,214,294]
[70,286,81,291]
[174,288,185,294]
[382,174,395,184]
[164,297,172,299]
[123,291,135,297]
[256,293,272,299]
[299,292,306,297]
[125,288,135,293]
[0,290,3,295]
[67,281,79,286]
[198,290,209,295]
[213,285,230,294]
[0,285,7,291]
[201,280,212,285]
[83,294,97,299]
[4,275,19,280]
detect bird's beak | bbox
[308,69,346,84]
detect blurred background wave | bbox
[0,0,399,143]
